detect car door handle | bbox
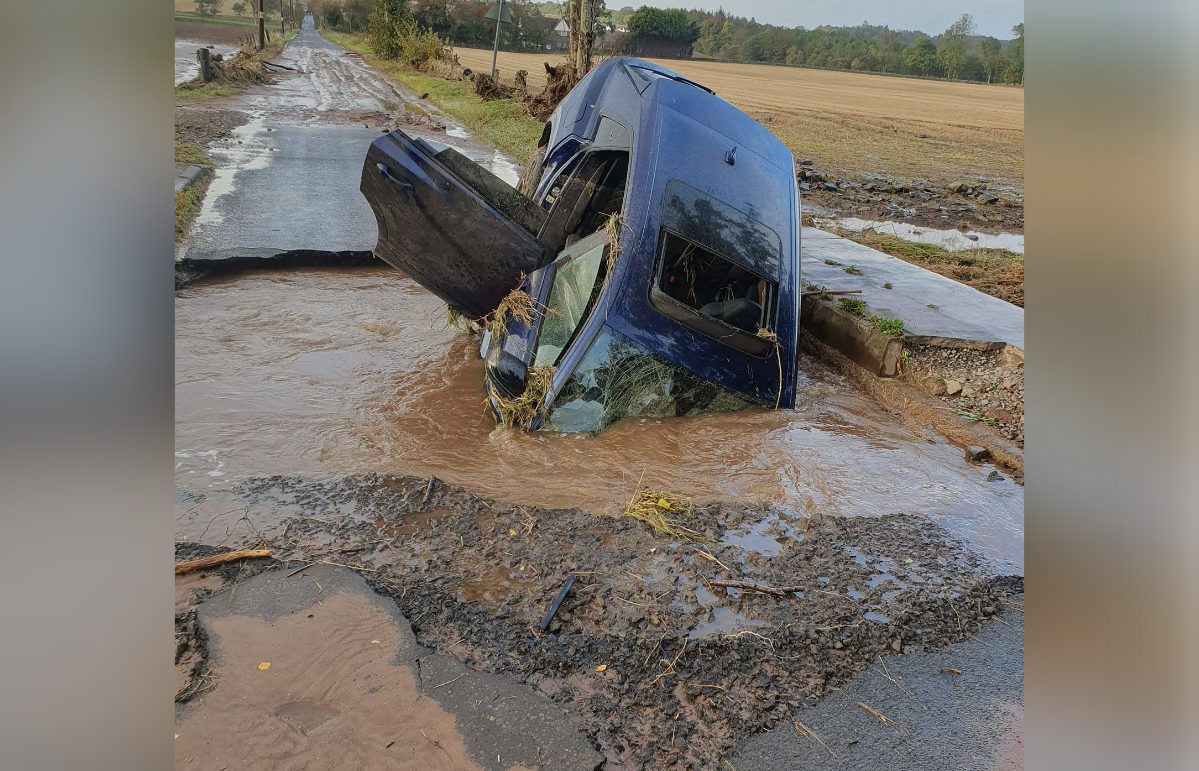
[377,163,413,190]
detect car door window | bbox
[533,240,609,368]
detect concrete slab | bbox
[174,163,209,194]
[725,596,1024,770]
[185,564,601,771]
[801,227,1024,350]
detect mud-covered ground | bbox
[177,474,1020,770]
[175,106,249,147]
[801,170,1023,236]
[904,343,1025,448]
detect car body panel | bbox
[361,56,800,431]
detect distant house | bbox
[551,17,569,50]
[520,15,569,51]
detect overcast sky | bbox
[625,2,1025,40]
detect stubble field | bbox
[451,46,1025,193]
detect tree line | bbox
[620,7,1023,84]
[304,2,1024,85]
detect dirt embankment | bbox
[178,474,1021,770]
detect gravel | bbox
[904,343,1024,447]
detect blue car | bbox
[361,57,800,432]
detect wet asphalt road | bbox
[180,16,519,265]
[727,602,1024,770]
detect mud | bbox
[175,590,491,771]
[816,217,1025,254]
[176,268,1023,570]
[803,179,1024,236]
[174,471,1019,770]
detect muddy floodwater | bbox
[175,267,1022,570]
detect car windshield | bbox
[533,241,608,367]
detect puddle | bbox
[192,112,271,230]
[175,39,239,85]
[721,512,804,557]
[817,217,1025,254]
[689,606,766,640]
[175,268,1023,571]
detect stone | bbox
[961,385,976,398]
[944,379,962,395]
[799,159,814,166]
[891,639,902,652]
[798,181,810,191]
[978,191,999,204]
[965,445,991,462]
[823,182,838,191]
[807,171,824,183]
[983,407,1014,423]
[948,182,969,193]
[965,233,980,241]
[987,470,1004,482]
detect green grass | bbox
[175,82,242,99]
[842,264,863,275]
[872,317,905,336]
[175,142,213,166]
[175,175,211,243]
[323,31,544,164]
[839,297,867,317]
[842,231,1019,267]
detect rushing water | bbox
[175,267,1023,570]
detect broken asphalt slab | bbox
[180,563,601,771]
[801,227,1024,351]
[725,595,1024,770]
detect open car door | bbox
[361,130,548,319]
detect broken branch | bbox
[708,580,802,597]
[175,548,270,575]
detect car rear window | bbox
[660,180,782,280]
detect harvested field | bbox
[175,20,256,45]
[451,47,1024,193]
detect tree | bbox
[369,0,413,60]
[1006,23,1025,85]
[623,6,700,58]
[194,0,224,16]
[977,36,1003,83]
[231,2,246,17]
[937,13,974,80]
[904,38,938,75]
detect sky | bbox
[617,1,1025,40]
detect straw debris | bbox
[621,477,711,542]
[489,365,555,430]
[485,281,558,339]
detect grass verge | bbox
[174,14,256,28]
[175,141,213,166]
[323,30,544,163]
[175,175,211,244]
[840,230,1024,307]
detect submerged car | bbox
[361,56,800,432]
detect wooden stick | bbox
[801,289,862,297]
[175,549,270,575]
[708,580,802,597]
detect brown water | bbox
[175,267,1023,570]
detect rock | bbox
[944,379,962,395]
[964,233,980,241]
[961,385,976,398]
[987,470,1004,482]
[799,159,814,166]
[948,182,969,193]
[807,171,824,183]
[965,445,991,462]
[798,181,810,191]
[983,407,1014,423]
[977,191,999,204]
[891,639,902,652]
[823,182,838,191]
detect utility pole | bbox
[490,0,506,80]
[568,0,593,77]
[258,0,265,50]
